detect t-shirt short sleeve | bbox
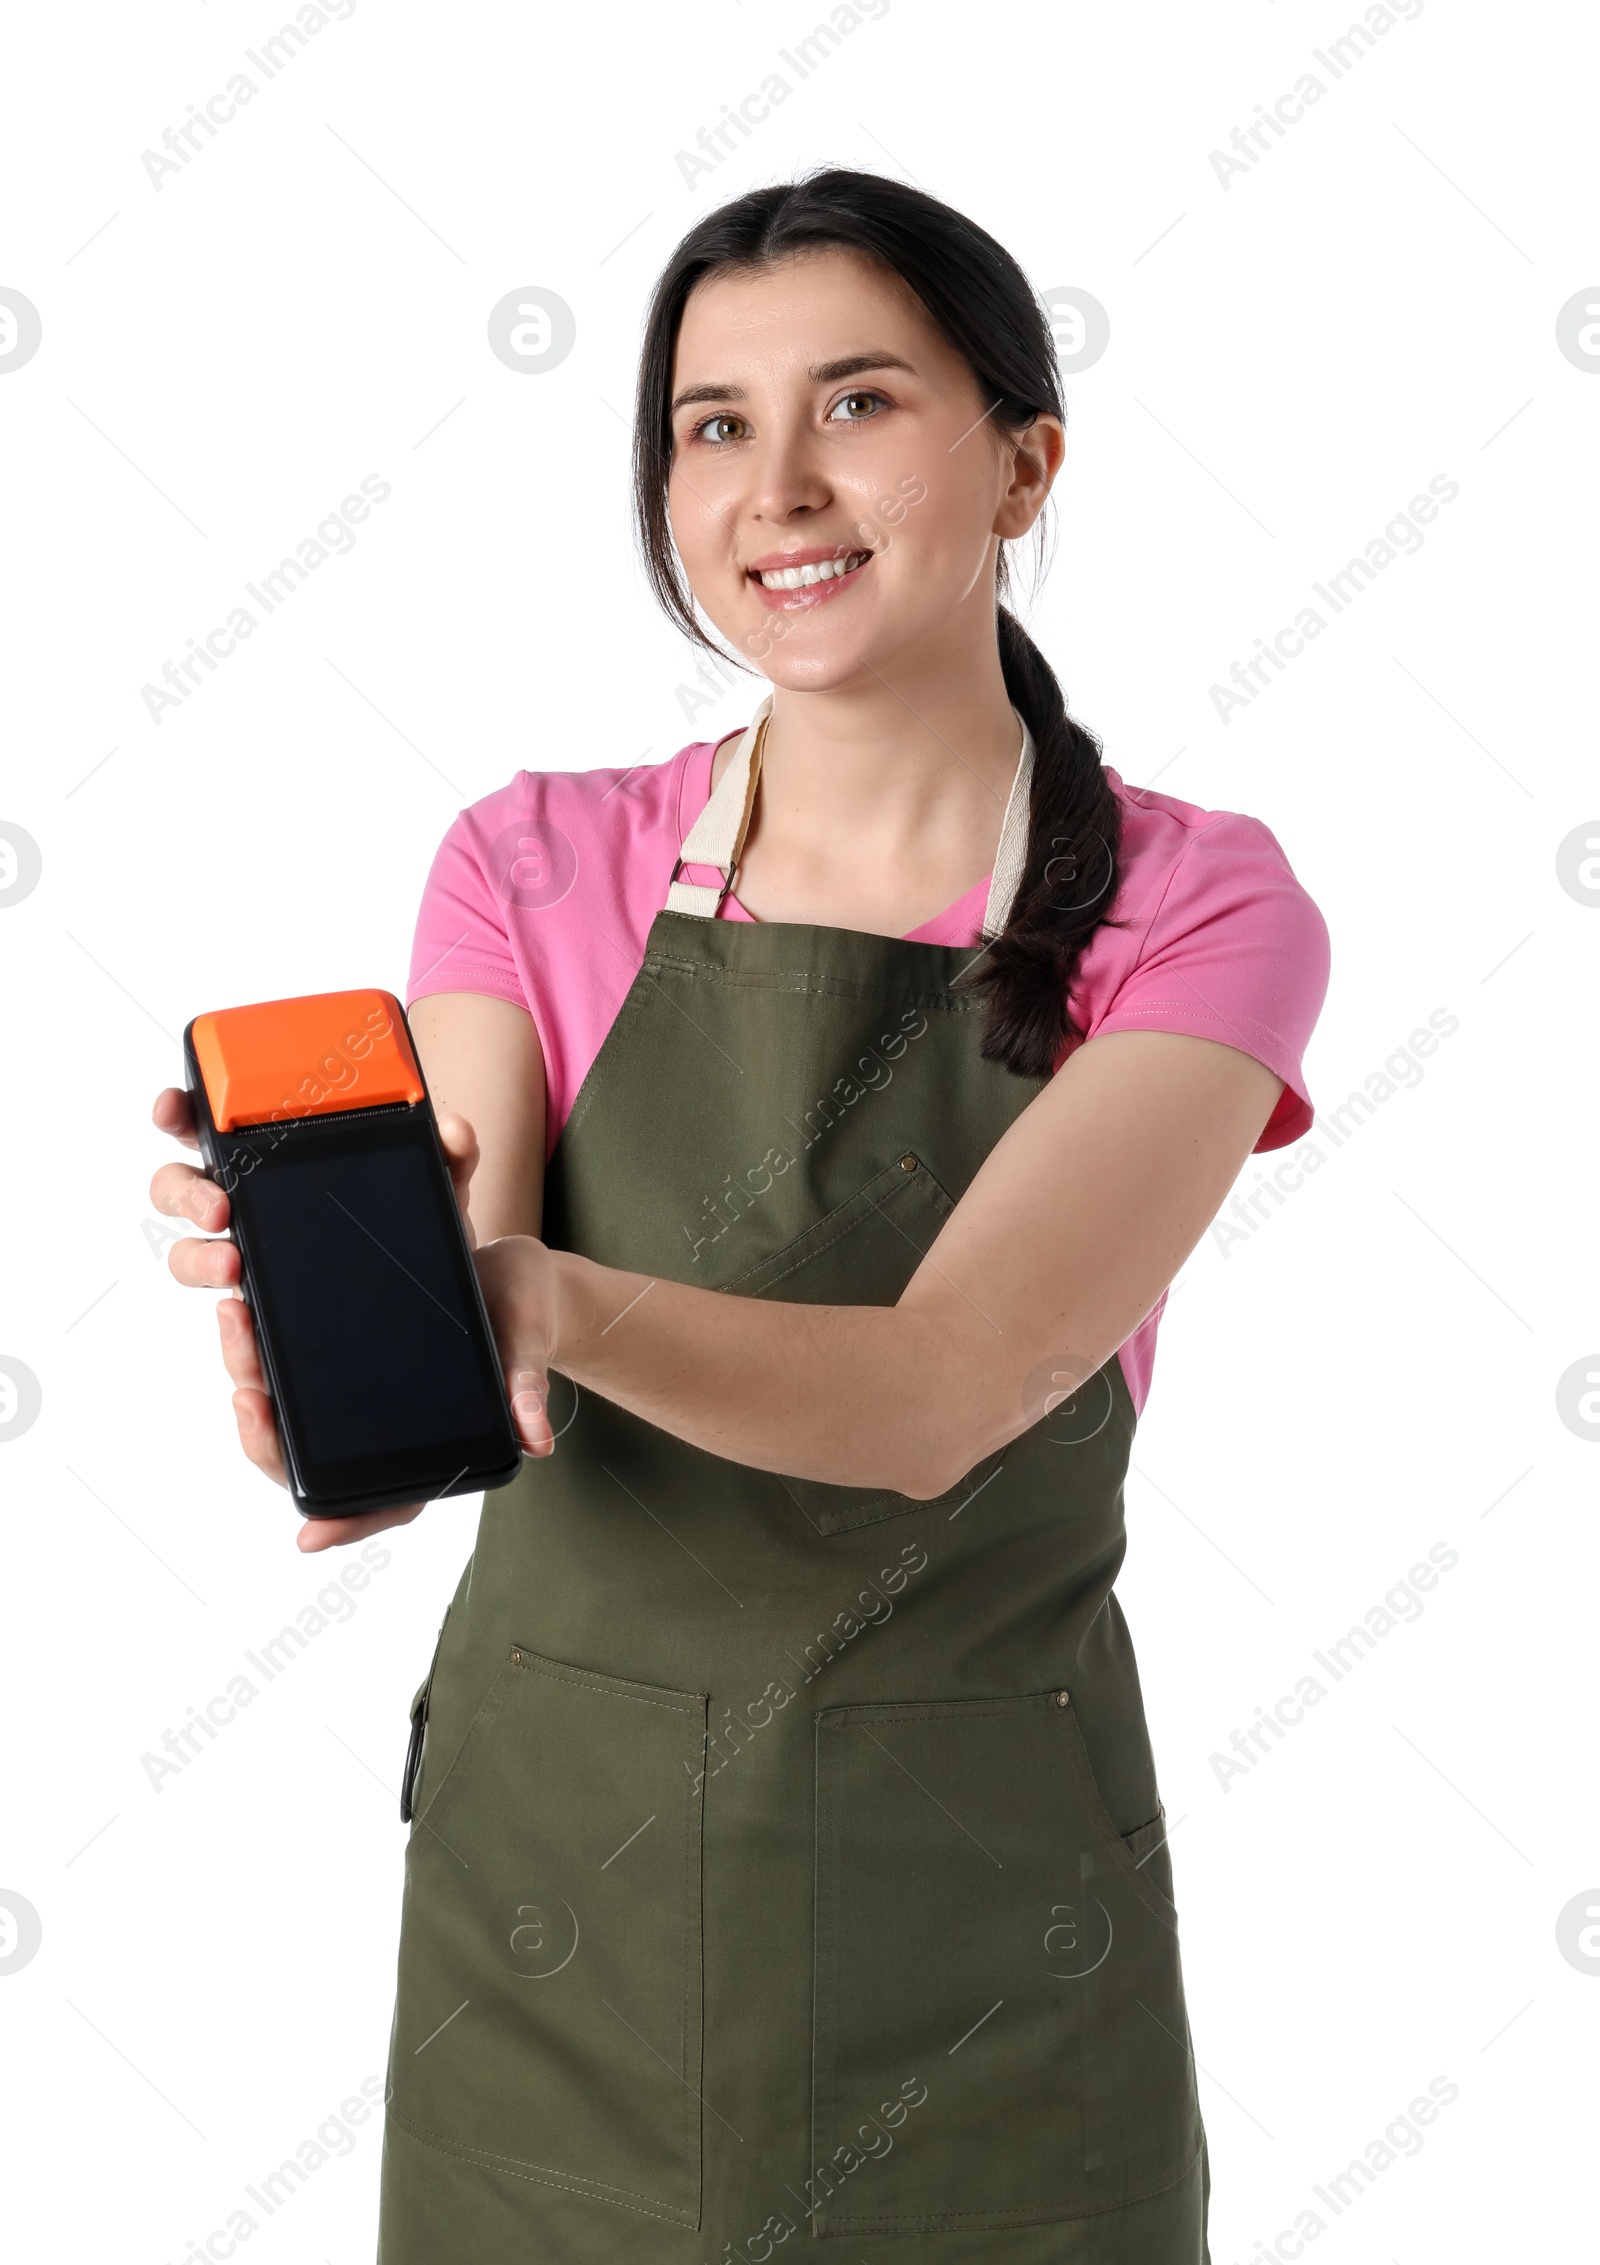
[1079,805,1331,1151]
[401,752,701,1161]
[406,807,528,1010]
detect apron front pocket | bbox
[811,1690,1200,2234]
[387,1646,709,2229]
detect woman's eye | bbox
[827,390,887,424]
[691,412,748,446]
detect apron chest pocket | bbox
[811,1690,1201,2234]
[729,1153,994,1538]
[387,1647,709,2229]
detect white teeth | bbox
[756,551,869,590]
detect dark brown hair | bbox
[631,166,1121,1079]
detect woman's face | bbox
[665,246,1059,691]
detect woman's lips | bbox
[746,550,874,613]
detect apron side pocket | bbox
[1119,1807,1177,1921]
[400,1604,453,1824]
[398,1689,428,1825]
[1052,1696,1181,1932]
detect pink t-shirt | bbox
[407,736,1330,1414]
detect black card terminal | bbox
[183,988,522,1518]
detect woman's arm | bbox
[406,993,546,1239]
[486,1028,1283,1500]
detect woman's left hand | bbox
[473,1235,562,1459]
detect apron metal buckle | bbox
[669,855,733,889]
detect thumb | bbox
[508,1364,555,1457]
[434,1112,481,1244]
[472,1236,556,1459]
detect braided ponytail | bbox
[956,610,1123,1078]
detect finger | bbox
[169,1232,242,1291]
[295,1504,426,1554]
[508,1365,555,1457]
[435,1112,480,1222]
[151,1157,229,1233]
[230,1383,288,1487]
[152,1086,200,1148]
[471,1238,555,1454]
[217,1295,268,1394]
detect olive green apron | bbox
[377,697,1211,2261]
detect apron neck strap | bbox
[664,693,1036,939]
[664,693,774,919]
[983,711,1035,940]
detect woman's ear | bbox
[995,413,1065,540]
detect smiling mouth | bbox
[748,548,873,592]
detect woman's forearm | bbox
[547,1250,983,1500]
[488,1035,1284,1502]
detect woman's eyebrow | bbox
[669,352,917,416]
[808,351,917,384]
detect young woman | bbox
[153,171,1328,2263]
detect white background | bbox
[1,1,1595,2259]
